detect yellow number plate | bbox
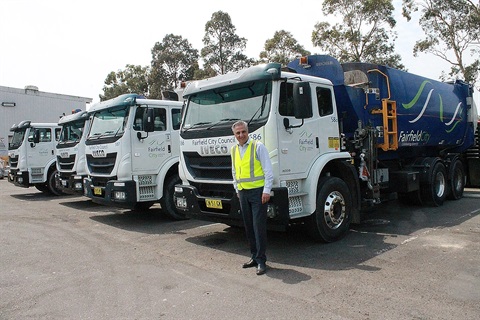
[205,198,222,209]
[94,187,102,195]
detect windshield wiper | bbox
[247,82,269,126]
[182,121,212,132]
[206,118,239,130]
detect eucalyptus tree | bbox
[100,64,149,101]
[150,33,199,98]
[259,30,311,66]
[402,0,480,84]
[312,0,404,69]
[201,11,254,75]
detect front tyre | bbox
[46,168,64,196]
[160,174,188,220]
[307,176,352,242]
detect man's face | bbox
[233,124,249,145]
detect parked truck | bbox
[173,54,478,242]
[83,94,185,219]
[8,120,64,195]
[55,110,90,194]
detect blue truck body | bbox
[287,55,477,160]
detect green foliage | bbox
[150,34,199,99]
[311,0,404,69]
[201,11,254,75]
[100,65,149,101]
[259,30,311,66]
[100,3,479,97]
[402,0,480,85]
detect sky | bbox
[0,0,478,111]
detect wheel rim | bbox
[434,171,446,198]
[323,191,346,230]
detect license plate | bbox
[62,180,67,186]
[205,198,222,209]
[94,187,102,196]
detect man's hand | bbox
[261,193,270,204]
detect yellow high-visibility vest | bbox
[232,140,265,190]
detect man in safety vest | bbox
[231,120,273,275]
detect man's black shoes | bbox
[256,263,267,275]
[242,259,258,268]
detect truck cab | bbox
[8,120,64,195]
[55,110,90,194]
[83,94,185,219]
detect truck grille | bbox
[91,176,115,187]
[87,153,117,174]
[190,181,235,199]
[183,152,232,180]
[57,155,76,170]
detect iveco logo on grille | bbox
[60,152,69,158]
[92,150,106,158]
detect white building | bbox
[0,85,92,157]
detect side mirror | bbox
[293,82,313,119]
[143,109,155,133]
[33,129,40,143]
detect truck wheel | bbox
[35,183,50,193]
[160,174,188,220]
[133,201,155,211]
[421,161,447,206]
[447,159,465,200]
[307,176,352,242]
[46,168,64,196]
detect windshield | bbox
[183,80,272,131]
[87,105,129,140]
[8,129,26,150]
[58,119,85,144]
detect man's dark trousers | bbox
[238,187,267,265]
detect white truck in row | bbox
[55,110,90,194]
[8,121,63,195]
[82,94,185,219]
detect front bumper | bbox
[83,177,137,209]
[56,173,85,195]
[8,169,30,188]
[174,184,289,229]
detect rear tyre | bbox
[421,161,447,206]
[307,176,352,242]
[160,174,188,220]
[447,159,465,200]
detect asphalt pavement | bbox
[1,180,479,319]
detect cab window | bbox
[279,82,294,116]
[317,87,333,117]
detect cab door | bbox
[131,106,173,174]
[276,82,340,177]
[29,127,56,170]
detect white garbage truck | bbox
[83,94,185,219]
[55,110,90,194]
[8,120,64,195]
